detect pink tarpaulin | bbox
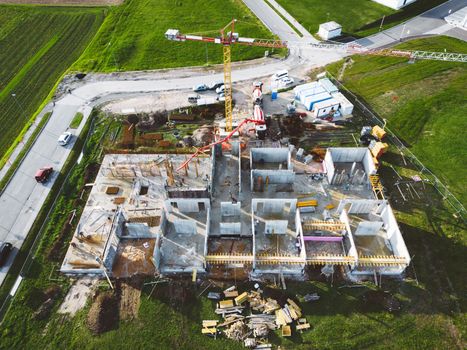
[303,236,343,242]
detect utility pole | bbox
[379,15,385,31]
[399,23,406,42]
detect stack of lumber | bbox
[201,320,218,337]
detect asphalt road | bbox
[357,0,467,48]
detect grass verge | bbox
[0,112,52,193]
[263,0,303,37]
[69,112,84,129]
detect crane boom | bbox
[165,28,467,63]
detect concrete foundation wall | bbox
[153,234,162,272]
[382,204,410,262]
[173,219,197,234]
[329,147,366,162]
[253,198,297,216]
[337,199,385,214]
[221,202,241,216]
[354,221,384,236]
[264,220,288,234]
[220,222,242,235]
[340,210,358,263]
[324,149,335,183]
[251,148,290,166]
[251,169,295,189]
[165,198,210,213]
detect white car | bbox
[280,77,294,86]
[216,85,225,94]
[58,132,72,146]
[209,81,223,90]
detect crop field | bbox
[0,0,121,5]
[73,0,279,72]
[0,5,104,161]
[275,0,446,37]
[327,36,467,205]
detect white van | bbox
[272,69,288,81]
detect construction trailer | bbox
[318,78,339,94]
[313,98,340,118]
[331,92,354,115]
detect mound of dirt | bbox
[87,292,119,335]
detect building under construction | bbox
[61,135,410,280]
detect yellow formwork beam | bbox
[302,220,346,231]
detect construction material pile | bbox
[202,286,311,349]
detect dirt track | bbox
[0,0,122,5]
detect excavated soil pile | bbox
[117,278,142,321]
[87,292,119,335]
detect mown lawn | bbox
[0,5,104,161]
[275,0,446,37]
[327,36,467,205]
[73,0,279,72]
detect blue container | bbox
[271,90,278,100]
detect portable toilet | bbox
[271,89,278,100]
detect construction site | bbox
[61,138,410,280]
[54,22,437,347]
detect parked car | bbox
[193,84,208,92]
[188,94,201,103]
[0,242,13,267]
[58,132,72,146]
[272,69,288,81]
[208,81,223,90]
[216,85,225,94]
[35,166,53,183]
[280,76,294,86]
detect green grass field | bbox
[73,0,279,72]
[275,0,446,37]
[0,5,104,161]
[326,36,467,205]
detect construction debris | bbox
[225,320,248,341]
[303,293,320,302]
[202,286,311,344]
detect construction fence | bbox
[327,73,466,221]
